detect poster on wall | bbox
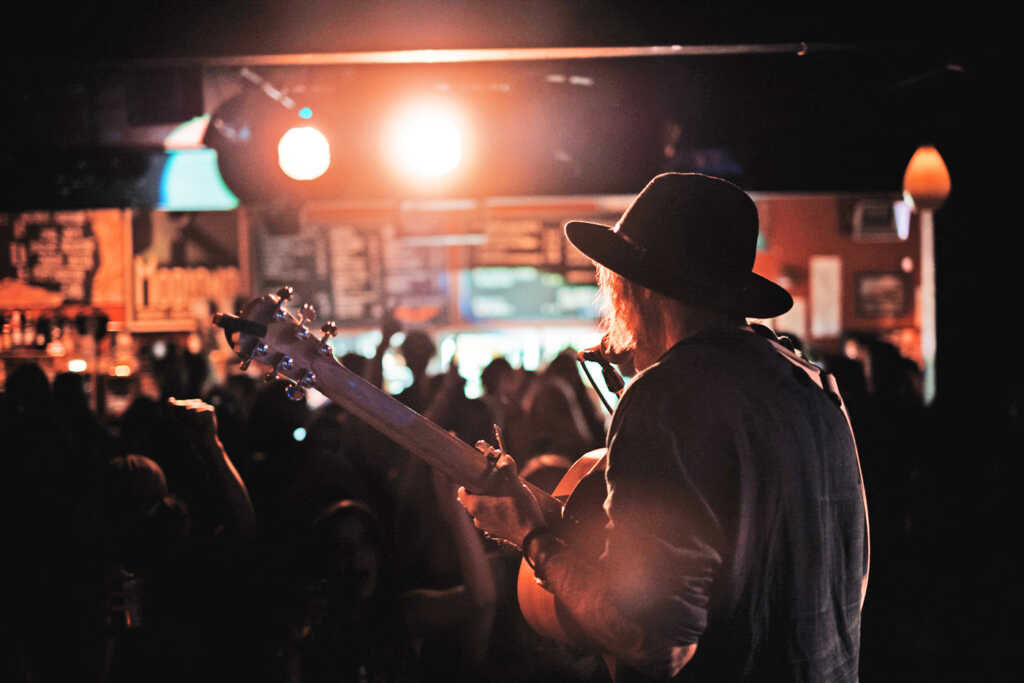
[810,255,842,339]
[855,272,909,317]
[0,209,128,315]
[131,210,242,330]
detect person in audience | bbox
[480,357,532,467]
[274,466,497,681]
[523,349,606,460]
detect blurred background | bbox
[1,3,1017,681]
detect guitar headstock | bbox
[213,286,341,401]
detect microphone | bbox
[577,344,625,393]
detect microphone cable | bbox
[576,345,625,416]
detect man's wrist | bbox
[523,527,565,580]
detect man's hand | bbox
[167,397,220,450]
[457,453,545,550]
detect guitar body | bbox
[516,448,608,648]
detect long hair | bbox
[597,264,737,361]
[597,264,672,357]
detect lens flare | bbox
[384,100,464,179]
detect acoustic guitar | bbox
[214,287,600,649]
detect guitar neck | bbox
[215,293,561,508]
[308,353,496,491]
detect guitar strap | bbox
[760,332,872,609]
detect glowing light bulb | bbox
[278,126,331,181]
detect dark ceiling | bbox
[3,1,990,61]
[0,2,998,207]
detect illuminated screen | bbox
[458,267,600,322]
[160,148,239,211]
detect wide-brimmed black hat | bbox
[565,172,793,318]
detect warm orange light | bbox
[903,145,951,212]
[278,126,331,180]
[68,359,88,373]
[384,99,464,179]
[113,364,132,377]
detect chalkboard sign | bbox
[381,223,450,326]
[255,223,336,326]
[252,217,451,328]
[1,211,99,303]
[326,224,383,324]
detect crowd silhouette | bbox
[0,319,992,682]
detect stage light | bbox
[384,100,464,179]
[278,126,331,181]
[68,359,88,373]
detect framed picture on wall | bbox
[855,271,910,317]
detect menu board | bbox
[472,219,556,267]
[253,218,450,328]
[381,223,450,326]
[470,216,617,284]
[250,207,618,328]
[327,224,383,324]
[1,209,128,315]
[253,224,333,327]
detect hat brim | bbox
[565,219,793,319]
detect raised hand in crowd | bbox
[166,397,257,537]
[363,309,403,389]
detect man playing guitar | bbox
[458,173,870,682]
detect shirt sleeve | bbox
[599,369,725,647]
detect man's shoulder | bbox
[615,343,725,417]
[639,329,760,384]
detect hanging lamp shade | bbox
[903,145,951,212]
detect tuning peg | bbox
[299,370,317,388]
[318,320,338,355]
[254,342,268,356]
[276,286,294,302]
[278,356,294,371]
[296,303,317,339]
[285,384,306,401]
[299,302,317,323]
[239,358,253,371]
